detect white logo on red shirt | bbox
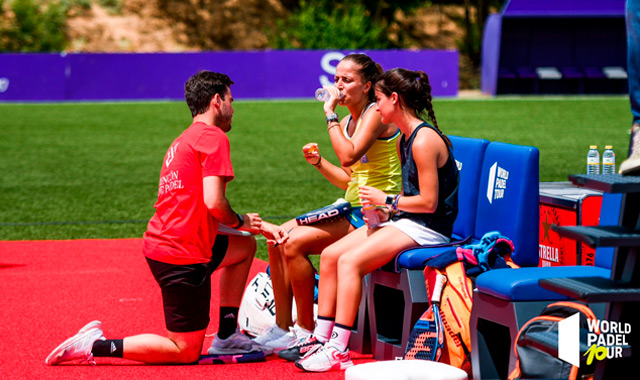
[165,142,180,168]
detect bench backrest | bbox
[474,142,540,267]
[449,135,491,240]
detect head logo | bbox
[486,162,509,204]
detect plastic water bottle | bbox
[602,145,616,174]
[587,145,600,174]
[362,203,380,228]
[315,87,343,102]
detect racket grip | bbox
[431,274,447,304]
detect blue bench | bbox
[365,138,540,360]
[469,192,622,380]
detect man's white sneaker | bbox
[208,329,273,356]
[294,343,353,372]
[252,324,287,346]
[265,324,311,352]
[45,321,105,365]
[620,123,640,175]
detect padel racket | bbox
[198,351,266,365]
[404,274,447,361]
[295,198,351,226]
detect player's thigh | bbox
[285,216,355,257]
[321,225,369,263]
[339,225,417,275]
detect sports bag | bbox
[238,270,319,337]
[404,231,518,379]
[238,272,277,337]
[508,301,597,380]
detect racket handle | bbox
[431,274,447,304]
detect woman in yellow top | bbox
[253,54,401,355]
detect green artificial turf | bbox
[0,96,630,263]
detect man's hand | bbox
[260,221,289,246]
[239,213,263,234]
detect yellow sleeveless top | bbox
[344,103,402,207]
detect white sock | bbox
[327,323,351,352]
[294,323,312,337]
[313,316,334,343]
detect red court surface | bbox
[0,239,373,380]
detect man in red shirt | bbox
[46,71,288,365]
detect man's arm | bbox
[203,175,261,233]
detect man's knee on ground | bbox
[173,346,202,364]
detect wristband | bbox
[231,213,244,229]
[392,194,401,212]
[325,113,339,124]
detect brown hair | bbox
[341,53,383,102]
[375,68,451,147]
[184,70,234,117]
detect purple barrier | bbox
[0,54,67,101]
[481,0,626,95]
[503,0,625,17]
[0,50,458,102]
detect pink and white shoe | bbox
[294,343,353,372]
[45,321,105,365]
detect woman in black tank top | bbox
[295,68,459,372]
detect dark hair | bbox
[375,68,451,147]
[341,53,383,102]
[184,71,234,117]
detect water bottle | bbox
[362,203,381,228]
[587,145,600,174]
[315,87,343,102]
[602,145,616,174]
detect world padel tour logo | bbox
[486,162,509,204]
[558,314,631,367]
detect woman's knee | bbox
[283,231,313,261]
[336,252,364,276]
[319,245,341,271]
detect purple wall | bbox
[503,0,625,17]
[0,50,458,102]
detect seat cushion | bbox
[476,266,611,301]
[396,243,471,271]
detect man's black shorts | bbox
[145,234,229,333]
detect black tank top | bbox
[394,123,459,238]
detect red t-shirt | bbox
[142,122,234,265]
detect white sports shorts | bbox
[380,217,449,246]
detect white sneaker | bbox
[45,321,105,365]
[294,343,353,372]
[208,329,273,356]
[252,324,287,346]
[620,123,640,175]
[265,324,311,352]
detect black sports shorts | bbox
[145,234,229,333]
